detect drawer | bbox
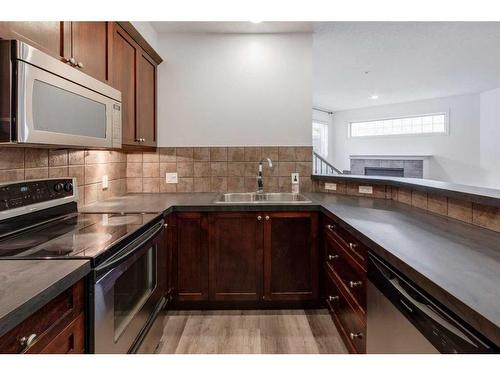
[323,216,367,269]
[0,280,84,354]
[39,314,85,354]
[325,235,366,311]
[325,267,366,354]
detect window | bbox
[312,121,328,157]
[349,113,447,138]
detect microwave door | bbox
[16,61,116,148]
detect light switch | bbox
[102,175,109,189]
[325,182,337,191]
[359,185,373,194]
[165,172,178,184]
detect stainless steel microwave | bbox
[0,40,122,148]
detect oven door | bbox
[15,60,121,148]
[93,220,165,354]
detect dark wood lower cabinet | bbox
[208,213,264,301]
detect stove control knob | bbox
[54,182,64,193]
[64,182,73,192]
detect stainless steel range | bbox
[0,178,167,353]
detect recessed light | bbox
[371,95,379,100]
[250,20,263,24]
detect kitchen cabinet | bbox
[110,23,158,149]
[0,279,85,354]
[263,212,318,301]
[173,212,209,301]
[208,213,264,301]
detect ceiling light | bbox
[250,20,262,24]
[371,95,379,100]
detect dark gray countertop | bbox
[313,174,500,208]
[84,192,500,346]
[0,259,90,337]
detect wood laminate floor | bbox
[156,309,348,354]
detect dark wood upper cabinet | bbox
[208,213,264,301]
[137,50,157,147]
[174,213,209,301]
[263,212,318,301]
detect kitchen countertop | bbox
[0,259,90,337]
[82,192,500,346]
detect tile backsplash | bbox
[0,147,127,206]
[126,146,313,193]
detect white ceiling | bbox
[314,22,500,111]
[151,21,313,34]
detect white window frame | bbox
[312,120,329,158]
[347,112,449,139]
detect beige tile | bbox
[143,151,160,163]
[84,183,99,205]
[211,177,227,192]
[472,204,500,232]
[127,151,143,163]
[244,162,259,176]
[210,162,228,176]
[385,185,393,199]
[193,147,210,161]
[143,163,160,178]
[109,178,126,198]
[194,162,211,177]
[227,177,245,192]
[278,162,296,177]
[372,185,387,199]
[68,150,85,165]
[49,150,69,167]
[245,176,257,192]
[346,183,361,196]
[210,147,228,161]
[397,188,412,205]
[278,147,295,161]
[25,167,48,180]
[391,187,399,200]
[49,166,68,178]
[227,162,246,177]
[177,178,194,192]
[244,147,261,161]
[427,194,448,216]
[261,147,279,161]
[448,198,472,223]
[160,163,178,175]
[278,177,292,192]
[109,151,126,163]
[127,178,143,193]
[159,148,176,162]
[25,149,48,168]
[160,180,177,193]
[176,147,194,162]
[296,162,312,177]
[118,163,127,179]
[299,177,312,193]
[263,163,279,177]
[411,191,428,209]
[227,147,245,161]
[264,176,279,192]
[295,147,313,162]
[68,165,84,186]
[177,162,194,177]
[127,162,143,178]
[85,150,108,164]
[0,169,24,182]
[0,148,24,170]
[194,177,211,192]
[84,164,105,184]
[143,178,160,192]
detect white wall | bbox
[131,22,159,50]
[156,33,312,146]
[480,88,500,189]
[328,93,482,185]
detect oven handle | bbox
[95,219,164,275]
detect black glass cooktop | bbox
[0,212,160,259]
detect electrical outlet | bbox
[325,182,337,191]
[102,175,109,189]
[291,173,299,184]
[359,185,373,194]
[165,172,178,184]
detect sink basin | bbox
[214,192,312,204]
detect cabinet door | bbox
[110,23,138,146]
[69,22,109,82]
[0,22,64,59]
[137,50,157,147]
[263,212,318,301]
[208,213,264,301]
[175,213,209,301]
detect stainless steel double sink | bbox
[213,192,312,204]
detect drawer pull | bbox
[349,242,358,250]
[350,332,363,340]
[257,215,262,221]
[328,295,339,302]
[328,254,339,260]
[325,224,335,230]
[20,333,37,349]
[349,280,363,288]
[265,215,270,220]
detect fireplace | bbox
[350,155,430,178]
[364,167,404,177]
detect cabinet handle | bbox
[328,254,339,260]
[257,216,262,221]
[69,57,77,66]
[349,280,363,288]
[77,61,84,68]
[349,242,358,251]
[350,332,363,340]
[328,295,339,302]
[325,224,335,230]
[19,333,37,349]
[164,223,168,228]
[265,215,270,220]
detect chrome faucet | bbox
[257,157,273,194]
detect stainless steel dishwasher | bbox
[367,253,497,354]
